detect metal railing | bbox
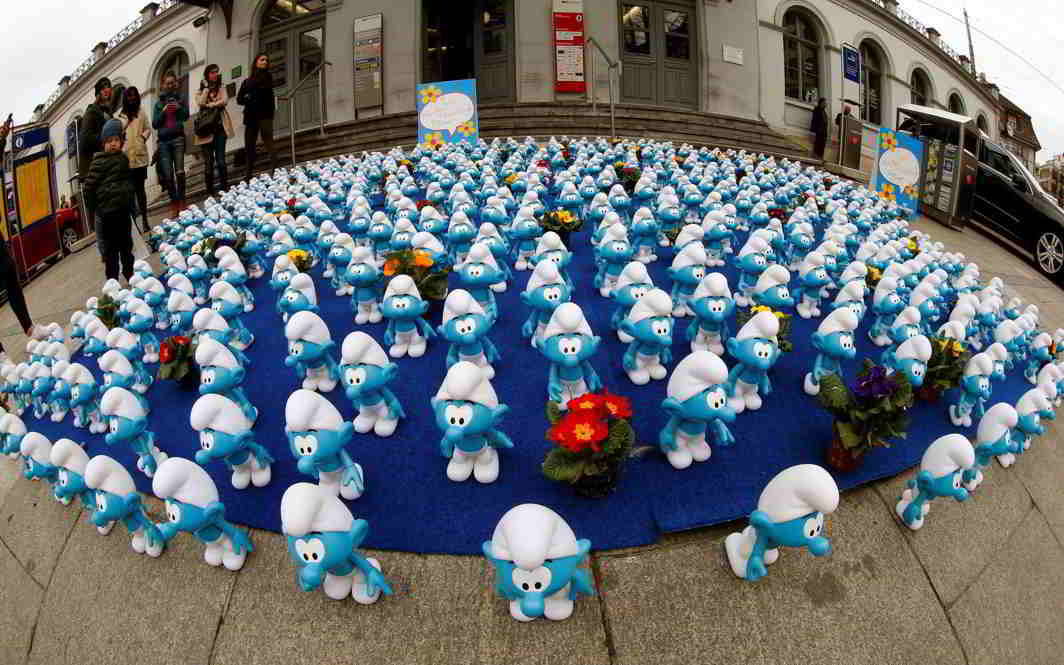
[866,0,968,72]
[277,61,333,167]
[585,37,621,138]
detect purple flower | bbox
[854,366,895,401]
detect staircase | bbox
[150,103,813,216]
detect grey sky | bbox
[2,0,1062,161]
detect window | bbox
[860,40,885,125]
[262,0,326,27]
[664,10,690,60]
[109,84,126,115]
[948,93,965,115]
[910,69,930,106]
[977,114,989,134]
[782,10,821,103]
[622,5,651,55]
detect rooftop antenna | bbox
[963,7,977,75]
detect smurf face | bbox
[2,433,23,456]
[815,331,857,360]
[691,295,735,323]
[484,546,591,619]
[170,310,195,331]
[212,298,242,319]
[540,333,600,367]
[991,360,1006,382]
[525,283,570,312]
[286,424,353,476]
[600,240,633,262]
[165,498,210,533]
[422,217,448,235]
[345,262,379,286]
[368,222,394,242]
[727,337,780,371]
[737,252,768,274]
[840,300,865,320]
[891,323,920,345]
[674,264,706,287]
[54,468,87,501]
[341,362,397,401]
[770,511,831,555]
[380,294,428,320]
[929,470,968,501]
[631,316,672,346]
[683,385,736,423]
[539,250,571,271]
[893,358,927,388]
[441,314,487,345]
[91,491,127,526]
[286,339,327,364]
[328,245,352,266]
[613,284,651,308]
[199,365,244,394]
[757,284,793,309]
[102,370,136,392]
[270,269,296,291]
[433,399,494,439]
[69,382,96,407]
[105,414,146,445]
[286,530,352,591]
[459,262,502,286]
[279,288,316,316]
[390,231,412,250]
[195,428,247,464]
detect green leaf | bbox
[816,373,851,412]
[602,420,634,456]
[835,420,863,449]
[542,449,587,483]
[546,401,562,425]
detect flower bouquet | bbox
[381,248,451,302]
[619,166,641,195]
[816,360,913,472]
[415,199,433,211]
[542,392,635,498]
[157,335,199,390]
[96,294,120,330]
[287,248,312,273]
[918,337,969,402]
[539,209,582,247]
[736,305,794,352]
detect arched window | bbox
[949,93,966,115]
[910,68,931,106]
[157,49,191,107]
[977,114,989,134]
[782,10,822,103]
[860,40,886,125]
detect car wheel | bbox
[61,227,79,254]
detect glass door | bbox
[262,34,290,135]
[619,1,697,108]
[294,27,324,131]
[474,0,514,103]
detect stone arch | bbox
[906,63,936,105]
[774,0,837,47]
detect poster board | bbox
[872,128,924,219]
[353,14,383,111]
[416,79,479,148]
[552,0,585,94]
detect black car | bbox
[971,139,1064,278]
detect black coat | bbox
[810,106,829,139]
[236,75,276,124]
[77,102,111,177]
[82,150,133,219]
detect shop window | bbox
[622,5,651,55]
[910,68,931,106]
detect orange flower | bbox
[413,250,434,268]
[549,411,608,453]
[600,391,632,419]
[382,258,400,276]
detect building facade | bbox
[998,94,1040,172]
[27,0,1023,206]
[1036,155,1064,207]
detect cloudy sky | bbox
[1,0,1062,160]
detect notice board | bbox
[353,14,383,110]
[553,0,585,93]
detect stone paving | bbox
[0,217,1061,665]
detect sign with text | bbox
[416,79,479,148]
[842,43,861,83]
[873,128,924,219]
[553,0,585,94]
[353,13,383,110]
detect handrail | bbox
[277,60,333,168]
[585,37,621,138]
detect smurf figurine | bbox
[284,389,365,499]
[521,260,571,347]
[457,242,505,320]
[884,335,933,388]
[380,276,435,358]
[733,236,770,308]
[190,393,273,489]
[125,298,160,363]
[804,308,859,396]
[106,327,153,392]
[792,252,832,319]
[340,331,405,437]
[432,361,514,483]
[439,289,501,379]
[1000,388,1054,466]
[594,224,634,297]
[611,262,654,344]
[153,457,254,570]
[65,363,107,433]
[482,503,594,622]
[284,311,340,392]
[535,302,603,408]
[277,272,318,322]
[667,243,708,317]
[1026,332,1054,384]
[84,455,165,556]
[724,464,839,581]
[344,246,382,324]
[19,432,58,485]
[687,273,734,356]
[895,434,974,530]
[209,281,255,350]
[101,386,168,477]
[949,352,994,427]
[868,277,905,346]
[50,438,94,508]
[659,350,736,469]
[280,482,392,602]
[751,264,794,313]
[0,412,26,459]
[216,247,254,312]
[619,288,674,385]
[726,311,782,414]
[962,402,1018,492]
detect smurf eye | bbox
[108,418,118,433]
[200,432,214,450]
[952,473,962,490]
[288,341,304,356]
[613,242,626,252]
[804,516,820,538]
[444,404,473,427]
[345,367,366,386]
[285,292,298,303]
[707,388,727,410]
[96,494,106,512]
[692,267,705,280]
[912,365,925,378]
[167,502,181,523]
[294,434,318,456]
[201,370,215,385]
[58,469,68,486]
[777,287,789,300]
[653,321,670,337]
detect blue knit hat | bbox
[100,118,123,144]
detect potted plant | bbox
[157,336,199,390]
[918,337,969,402]
[736,305,794,352]
[542,391,635,498]
[816,360,914,472]
[539,209,583,247]
[618,166,641,195]
[381,248,451,306]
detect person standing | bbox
[195,64,234,197]
[83,119,135,281]
[118,86,151,233]
[153,70,189,218]
[810,97,829,161]
[0,116,43,358]
[77,77,113,249]
[236,52,276,182]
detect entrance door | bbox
[474,0,515,104]
[422,0,514,103]
[261,13,325,136]
[619,2,697,108]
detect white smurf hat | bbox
[284,389,345,433]
[673,224,704,248]
[463,242,500,270]
[127,298,153,320]
[909,283,937,308]
[534,232,567,258]
[840,261,868,283]
[614,262,654,292]
[442,289,486,325]
[986,342,1008,363]
[542,302,594,340]
[19,432,52,466]
[976,402,1018,446]
[84,455,136,496]
[754,264,790,294]
[100,386,146,420]
[281,482,354,537]
[817,307,859,336]
[383,274,422,301]
[341,331,389,367]
[756,464,840,523]
[349,246,374,265]
[209,281,243,306]
[99,349,134,377]
[626,289,673,325]
[833,280,866,305]
[735,310,779,343]
[937,321,967,340]
[597,223,628,250]
[284,311,332,346]
[434,361,499,409]
[670,242,708,271]
[894,335,932,363]
[666,350,729,403]
[187,254,208,270]
[738,235,769,259]
[167,273,195,296]
[50,438,89,475]
[873,277,899,306]
[272,254,294,277]
[105,327,138,351]
[190,393,251,435]
[411,231,446,254]
[1032,332,1053,350]
[286,273,318,306]
[153,457,219,508]
[487,503,579,569]
[692,272,732,300]
[0,412,26,436]
[1017,388,1051,418]
[217,252,247,275]
[193,308,230,333]
[195,337,241,370]
[525,260,565,293]
[892,306,921,329]
[964,352,994,378]
[63,363,95,386]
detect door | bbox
[422,0,514,103]
[619,1,697,108]
[293,26,324,131]
[262,34,291,135]
[261,14,325,136]
[475,0,515,104]
[973,147,1026,244]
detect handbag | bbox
[193,106,222,138]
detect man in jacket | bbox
[77,77,113,229]
[152,70,189,217]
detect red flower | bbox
[287,198,297,208]
[172,336,191,346]
[549,411,609,453]
[566,393,604,416]
[159,341,175,365]
[600,391,632,419]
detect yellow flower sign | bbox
[419,85,442,106]
[423,132,445,150]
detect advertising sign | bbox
[416,79,479,148]
[552,0,585,94]
[873,128,924,219]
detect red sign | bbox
[553,0,585,94]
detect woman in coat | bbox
[236,52,276,182]
[118,86,151,233]
[195,64,234,196]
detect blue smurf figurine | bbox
[190,393,272,489]
[725,464,839,581]
[125,298,160,363]
[457,242,505,320]
[432,361,514,483]
[106,327,153,392]
[594,224,634,298]
[962,402,1018,492]
[284,389,365,499]
[84,455,165,556]
[884,335,933,388]
[535,302,603,408]
[896,433,975,530]
[659,350,735,469]
[50,438,94,508]
[751,264,794,313]
[326,234,355,295]
[47,359,71,422]
[792,251,832,319]
[340,331,405,438]
[879,306,922,364]
[277,272,319,322]
[345,246,382,324]
[216,247,254,312]
[0,411,26,459]
[209,281,255,350]
[1026,332,1054,384]
[726,310,781,414]
[869,277,905,346]
[483,503,593,622]
[280,482,392,602]
[510,213,543,271]
[98,351,148,413]
[532,232,573,290]
[997,388,1053,467]
[439,289,501,379]
[19,432,58,484]
[284,311,340,392]
[100,386,168,477]
[949,352,994,428]
[167,290,197,336]
[611,262,654,344]
[688,272,734,356]
[28,363,53,419]
[185,254,212,304]
[668,242,708,318]
[733,236,771,308]
[620,288,674,385]
[522,260,571,348]
[379,275,435,358]
[804,307,859,396]
[154,457,254,570]
[64,363,107,433]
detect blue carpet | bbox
[22,225,1035,554]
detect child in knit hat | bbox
[82,118,135,281]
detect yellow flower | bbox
[880,132,898,152]
[423,132,445,150]
[867,266,882,282]
[456,121,476,137]
[950,340,965,356]
[750,305,769,314]
[419,86,442,105]
[413,250,434,268]
[504,174,518,185]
